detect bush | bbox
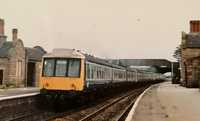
[0,85,6,89]
[4,81,16,88]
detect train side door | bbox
[0,70,3,85]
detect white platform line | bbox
[125,85,154,121]
[0,92,39,101]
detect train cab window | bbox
[68,59,81,77]
[55,60,67,76]
[43,59,55,76]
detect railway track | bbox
[5,85,149,121]
[49,86,148,121]
[8,111,54,121]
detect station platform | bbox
[126,81,200,121]
[0,87,39,101]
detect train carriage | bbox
[126,68,137,82]
[40,49,165,94]
[85,61,113,87]
[40,49,127,92]
[40,49,85,91]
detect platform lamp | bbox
[171,62,174,81]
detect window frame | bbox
[42,58,81,78]
[42,58,56,77]
[55,59,68,77]
[67,58,81,78]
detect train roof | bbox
[43,49,165,75]
[126,67,138,72]
[43,48,126,70]
[43,48,85,59]
[85,54,126,70]
[43,49,164,75]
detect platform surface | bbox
[0,87,39,100]
[127,81,200,121]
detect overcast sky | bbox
[0,0,199,61]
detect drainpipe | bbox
[25,49,27,87]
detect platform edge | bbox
[0,92,39,101]
[125,85,155,121]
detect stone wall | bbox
[6,40,25,87]
[182,48,200,59]
[15,40,26,87]
[35,62,41,87]
[181,47,200,87]
[0,19,44,88]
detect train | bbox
[40,49,165,95]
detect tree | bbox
[173,45,181,61]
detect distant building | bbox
[109,59,172,72]
[0,18,46,87]
[109,59,179,81]
[180,20,200,87]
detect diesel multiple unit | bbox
[40,49,164,93]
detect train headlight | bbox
[71,84,76,90]
[45,83,49,87]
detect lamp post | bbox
[171,62,174,81]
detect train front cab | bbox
[40,57,85,92]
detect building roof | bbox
[25,47,46,61]
[184,33,200,48]
[110,59,172,67]
[85,54,126,69]
[0,40,46,61]
[0,41,14,58]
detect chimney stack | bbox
[190,20,200,33]
[0,18,4,35]
[0,18,6,47]
[12,28,18,41]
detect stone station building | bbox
[180,20,200,87]
[0,18,46,87]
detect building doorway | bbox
[0,70,3,85]
[192,67,200,87]
[27,62,36,87]
[184,62,188,86]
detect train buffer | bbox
[0,87,39,101]
[126,81,200,121]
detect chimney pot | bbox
[0,19,4,35]
[190,20,200,33]
[12,28,18,41]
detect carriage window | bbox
[43,59,55,76]
[97,68,100,79]
[86,64,90,79]
[91,67,94,79]
[68,59,81,77]
[55,60,67,76]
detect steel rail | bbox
[78,87,145,121]
[115,96,137,121]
